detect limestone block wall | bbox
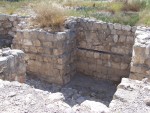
[13,29,76,85]
[0,14,19,48]
[130,28,150,81]
[0,48,26,83]
[66,18,136,81]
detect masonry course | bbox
[0,14,149,84]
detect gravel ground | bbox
[26,73,117,107]
[109,78,150,113]
[0,74,117,113]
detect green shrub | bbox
[33,0,68,31]
[138,8,150,26]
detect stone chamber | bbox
[0,14,150,113]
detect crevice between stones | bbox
[77,47,123,56]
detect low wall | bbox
[66,18,136,81]
[0,14,19,48]
[0,48,26,82]
[130,27,150,81]
[13,29,76,85]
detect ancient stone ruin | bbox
[130,28,150,80]
[0,48,26,82]
[12,17,137,85]
[0,14,19,48]
[0,14,150,113]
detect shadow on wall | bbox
[0,35,13,48]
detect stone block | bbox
[111,29,117,34]
[13,21,18,26]
[113,35,118,43]
[93,22,102,30]
[114,23,122,30]
[23,39,32,46]
[101,67,108,75]
[3,22,12,28]
[94,52,100,59]
[112,62,120,69]
[108,23,114,29]
[122,25,131,31]
[145,59,150,67]
[32,40,41,47]
[43,42,53,47]
[119,35,126,42]
[29,47,38,53]
[101,54,110,60]
[88,64,96,71]
[121,63,129,70]
[131,26,137,32]
[0,14,8,21]
[9,15,17,22]
[97,59,102,65]
[126,36,134,43]
[130,64,148,74]
[0,49,26,83]
[86,51,94,58]
[38,31,47,41]
[101,22,108,29]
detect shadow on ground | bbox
[26,73,118,107]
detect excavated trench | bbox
[26,73,117,107]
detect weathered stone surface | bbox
[114,23,121,30]
[0,14,19,48]
[65,18,135,82]
[0,48,26,83]
[109,78,150,113]
[13,29,76,85]
[73,100,109,113]
[130,27,150,81]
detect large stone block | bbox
[0,48,26,83]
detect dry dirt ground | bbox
[0,74,117,113]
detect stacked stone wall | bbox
[66,18,136,81]
[130,27,150,81]
[0,48,26,82]
[13,29,76,85]
[13,17,137,84]
[0,14,19,48]
[1,14,150,84]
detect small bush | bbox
[107,2,124,13]
[33,1,68,31]
[122,0,146,12]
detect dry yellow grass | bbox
[33,1,68,31]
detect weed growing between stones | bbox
[32,0,68,32]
